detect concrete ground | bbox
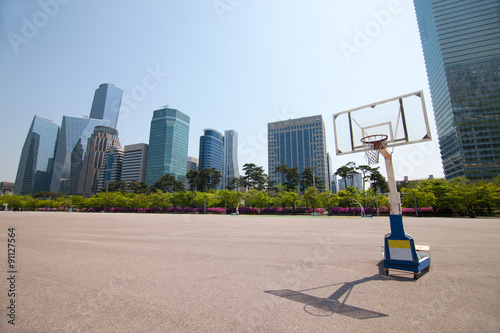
[0,211,499,333]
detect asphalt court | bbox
[1,212,499,332]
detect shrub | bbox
[206,207,225,214]
[379,207,389,215]
[402,208,416,216]
[418,207,434,215]
[436,207,454,216]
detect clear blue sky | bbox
[0,0,444,184]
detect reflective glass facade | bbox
[97,146,124,190]
[199,129,224,174]
[14,116,59,195]
[145,108,190,185]
[414,0,500,180]
[89,83,123,128]
[268,115,329,190]
[77,126,120,197]
[222,130,239,189]
[50,116,109,194]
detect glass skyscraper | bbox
[222,129,239,189]
[50,116,109,195]
[89,83,123,128]
[268,115,329,191]
[14,116,59,195]
[414,0,500,180]
[77,126,120,197]
[198,129,224,173]
[97,146,124,191]
[145,107,190,185]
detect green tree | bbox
[148,192,172,208]
[317,191,339,211]
[417,178,453,211]
[368,170,389,194]
[400,188,436,210]
[33,191,60,200]
[337,186,360,213]
[186,170,200,191]
[218,189,243,209]
[356,165,378,191]
[241,163,267,191]
[101,180,127,193]
[150,174,185,193]
[127,180,149,194]
[300,167,325,192]
[198,168,222,192]
[278,191,300,209]
[69,195,86,209]
[274,165,300,192]
[25,196,41,211]
[303,187,319,210]
[171,191,195,208]
[446,178,492,218]
[253,191,271,210]
[2,195,27,210]
[335,162,356,190]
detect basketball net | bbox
[361,135,388,165]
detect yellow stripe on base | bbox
[388,240,411,249]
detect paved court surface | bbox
[0,211,499,332]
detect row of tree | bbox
[2,176,499,217]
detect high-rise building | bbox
[77,126,120,197]
[413,0,500,180]
[268,115,329,191]
[145,107,190,185]
[50,116,109,195]
[14,116,59,195]
[121,143,148,183]
[97,146,124,191]
[198,129,224,173]
[338,173,362,191]
[222,129,239,189]
[89,83,123,128]
[186,156,199,190]
[326,152,333,193]
[186,156,198,173]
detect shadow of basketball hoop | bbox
[265,262,421,319]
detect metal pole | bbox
[414,192,419,217]
[379,149,401,215]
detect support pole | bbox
[379,148,401,215]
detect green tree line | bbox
[1,163,499,217]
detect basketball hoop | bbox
[361,134,388,165]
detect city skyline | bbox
[2,1,455,183]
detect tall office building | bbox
[121,143,148,183]
[89,83,123,128]
[14,116,59,194]
[413,0,500,180]
[199,128,224,173]
[186,156,198,173]
[97,146,124,191]
[338,173,362,191]
[145,107,190,185]
[50,116,109,194]
[222,129,239,189]
[77,126,120,197]
[268,115,329,191]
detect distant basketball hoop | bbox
[361,134,388,165]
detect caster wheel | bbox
[384,269,389,275]
[414,273,419,280]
